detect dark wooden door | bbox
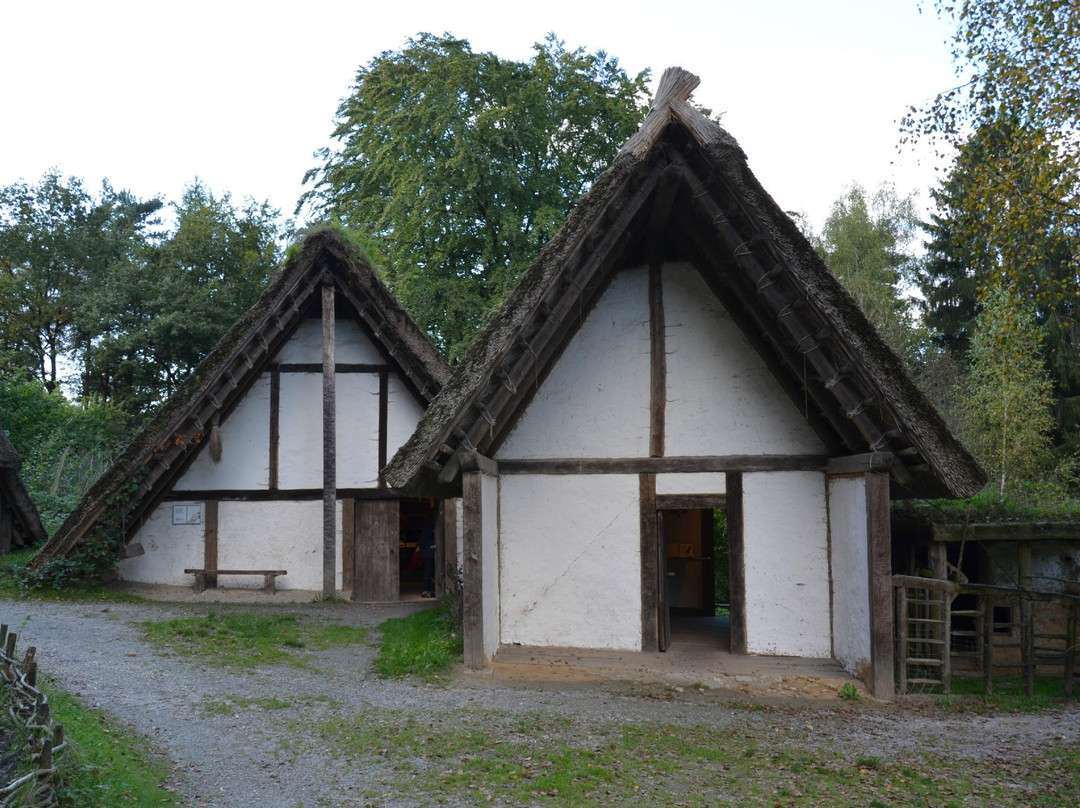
[354,500,399,602]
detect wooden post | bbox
[341,498,355,599]
[321,278,337,599]
[866,472,895,699]
[984,595,995,696]
[442,498,459,594]
[648,261,666,459]
[726,472,747,656]
[462,470,485,670]
[377,371,388,488]
[897,585,908,695]
[1021,596,1035,697]
[942,590,952,693]
[203,500,218,590]
[1017,545,1032,589]
[1064,602,1076,698]
[268,366,280,490]
[639,473,659,651]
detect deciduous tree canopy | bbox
[300,33,649,362]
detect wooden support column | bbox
[321,278,337,599]
[727,472,747,655]
[639,473,659,650]
[377,371,388,488]
[866,471,895,699]
[203,500,218,590]
[268,366,280,490]
[648,261,666,458]
[341,498,355,599]
[441,498,459,595]
[462,470,485,670]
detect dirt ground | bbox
[3,592,1079,807]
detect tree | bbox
[0,173,163,392]
[961,288,1056,497]
[812,183,924,365]
[83,181,289,414]
[301,33,650,361]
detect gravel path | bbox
[4,597,1079,807]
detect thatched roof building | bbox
[0,424,47,549]
[384,68,985,500]
[32,228,450,570]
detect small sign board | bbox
[172,504,203,525]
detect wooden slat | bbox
[322,280,338,598]
[727,472,746,655]
[268,366,280,490]
[656,494,727,510]
[342,498,355,598]
[203,500,218,590]
[498,455,826,475]
[462,471,485,670]
[639,473,658,651]
[378,371,388,488]
[648,260,666,458]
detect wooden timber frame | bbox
[380,67,984,687]
[32,228,451,581]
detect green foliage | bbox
[301,33,649,361]
[0,373,129,536]
[713,509,729,611]
[908,2,1080,458]
[140,611,369,668]
[316,705,1080,806]
[44,680,179,806]
[961,288,1058,497]
[373,603,462,678]
[813,183,925,366]
[0,173,290,416]
[838,682,863,702]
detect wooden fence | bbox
[893,574,1079,697]
[0,625,66,807]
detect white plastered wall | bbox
[481,474,500,659]
[827,475,871,676]
[742,471,831,657]
[119,499,344,591]
[663,263,824,456]
[498,474,641,649]
[176,374,271,491]
[117,502,206,586]
[386,374,426,459]
[272,318,384,364]
[656,473,726,495]
[217,500,343,591]
[497,267,650,459]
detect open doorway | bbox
[398,498,439,601]
[658,507,734,652]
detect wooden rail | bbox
[893,575,1079,697]
[0,625,67,806]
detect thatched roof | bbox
[31,228,450,568]
[0,424,47,547]
[384,67,985,500]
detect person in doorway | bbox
[420,514,436,598]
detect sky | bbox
[1,0,961,234]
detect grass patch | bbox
[314,706,1080,806]
[373,603,461,679]
[141,611,369,667]
[41,678,179,806]
[198,692,337,716]
[913,675,1076,712]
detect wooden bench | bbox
[183,569,287,595]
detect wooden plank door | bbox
[354,500,399,602]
